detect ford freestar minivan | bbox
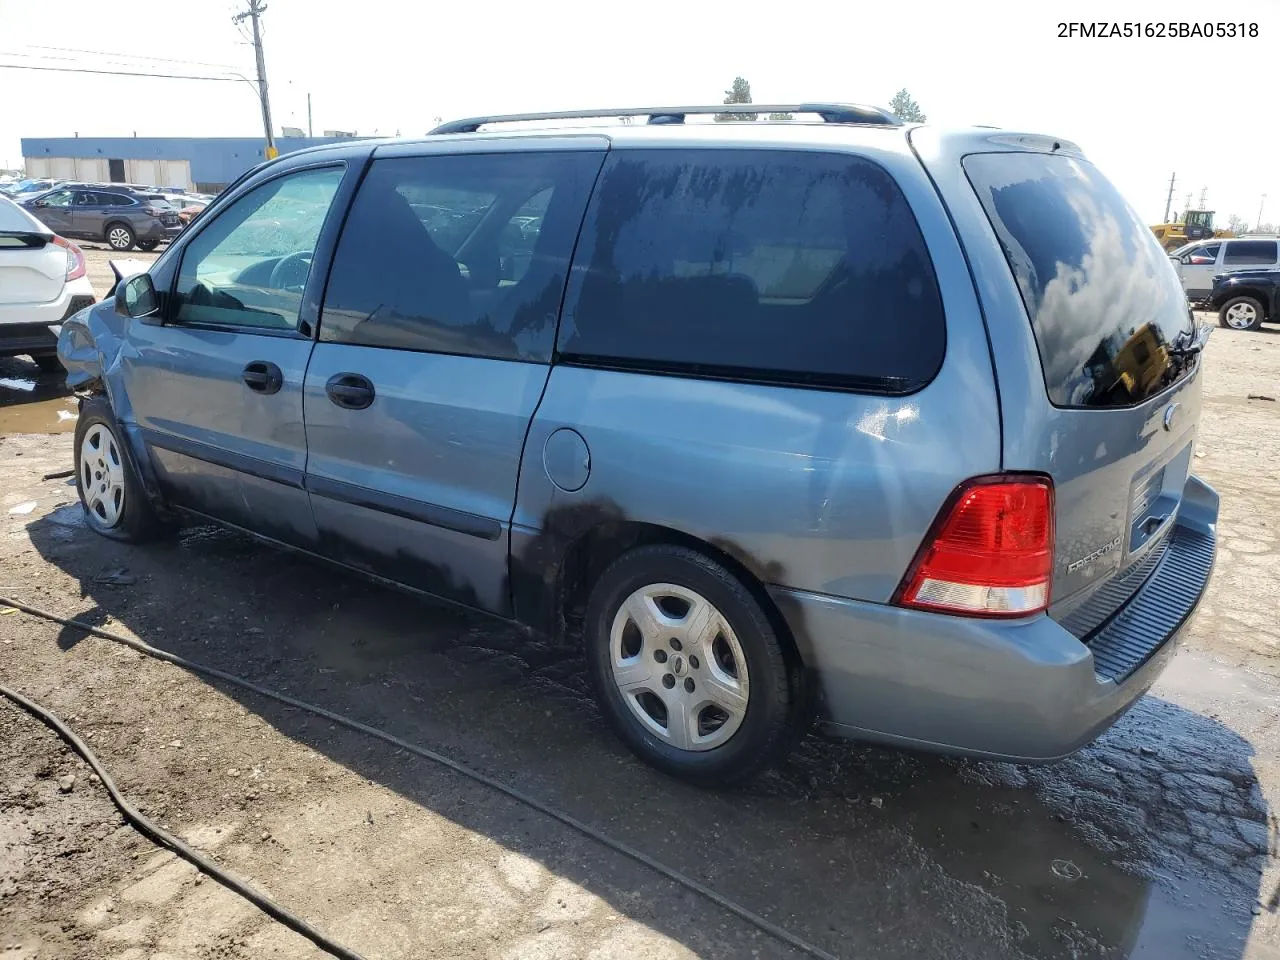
[59,104,1218,785]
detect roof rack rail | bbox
[429,103,902,135]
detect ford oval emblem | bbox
[1163,402,1180,432]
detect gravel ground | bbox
[0,259,1277,959]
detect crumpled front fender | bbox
[57,301,128,395]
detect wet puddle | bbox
[0,361,77,435]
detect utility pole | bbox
[1258,195,1268,232]
[233,0,277,159]
[1198,186,1207,209]
[307,92,313,138]
[1183,192,1193,219]
[1163,172,1177,223]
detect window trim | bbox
[165,160,349,338]
[554,146,947,397]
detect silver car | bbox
[59,103,1218,785]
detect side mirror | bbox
[115,273,160,322]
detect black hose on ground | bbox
[0,680,367,960]
[0,595,841,960]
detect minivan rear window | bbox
[964,152,1195,409]
[558,149,945,393]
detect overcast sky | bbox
[1,0,1275,225]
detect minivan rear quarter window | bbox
[558,149,945,393]
[964,152,1195,409]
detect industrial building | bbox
[19,134,359,193]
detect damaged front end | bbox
[57,259,151,395]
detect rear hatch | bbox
[961,150,1204,633]
[0,199,64,306]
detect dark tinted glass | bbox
[320,152,604,362]
[558,150,944,392]
[1223,240,1277,265]
[965,152,1195,409]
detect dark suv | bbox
[21,185,182,251]
[1209,268,1280,331]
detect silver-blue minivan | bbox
[59,104,1218,785]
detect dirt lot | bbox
[1,248,1278,959]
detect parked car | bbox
[1170,236,1280,302]
[2,177,69,202]
[1208,269,1279,331]
[21,185,182,251]
[0,195,95,372]
[58,104,1219,785]
[162,193,212,225]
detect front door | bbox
[29,189,74,235]
[1180,241,1222,299]
[117,163,348,548]
[302,144,605,614]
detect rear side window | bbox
[320,151,603,362]
[558,149,945,393]
[965,152,1195,409]
[1223,240,1277,265]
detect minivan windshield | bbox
[965,152,1195,409]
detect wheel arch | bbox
[542,513,807,674]
[1222,288,1269,314]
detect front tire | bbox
[73,397,170,542]
[137,238,160,252]
[33,353,63,373]
[584,544,803,786]
[1219,296,1265,331]
[105,222,136,251]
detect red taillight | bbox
[51,235,86,281]
[894,475,1055,618]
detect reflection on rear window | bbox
[965,152,1194,408]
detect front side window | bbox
[174,166,344,331]
[558,149,945,392]
[39,190,74,207]
[320,151,603,361]
[1223,240,1278,265]
[1195,243,1221,263]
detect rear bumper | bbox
[0,287,96,355]
[773,476,1219,763]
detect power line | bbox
[0,62,242,82]
[24,43,238,70]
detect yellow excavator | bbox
[1150,210,1234,251]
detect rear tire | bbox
[1219,296,1265,331]
[105,222,135,251]
[137,238,160,252]
[583,544,803,786]
[73,396,171,543]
